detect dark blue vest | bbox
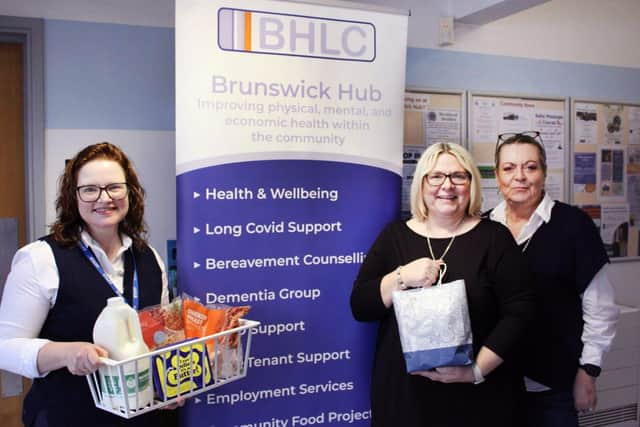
[516,203,608,390]
[22,236,163,427]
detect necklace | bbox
[505,210,533,253]
[427,233,456,261]
[425,217,464,261]
[425,217,464,286]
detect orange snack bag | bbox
[183,298,226,356]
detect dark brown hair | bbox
[50,142,148,248]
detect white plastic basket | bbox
[86,318,260,418]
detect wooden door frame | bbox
[0,15,45,241]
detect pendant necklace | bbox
[425,217,464,285]
[506,211,533,253]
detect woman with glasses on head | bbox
[0,142,170,426]
[351,142,535,426]
[489,132,619,426]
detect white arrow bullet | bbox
[195,397,201,404]
[193,262,200,269]
[193,227,200,234]
[193,191,200,199]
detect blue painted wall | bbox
[42,21,640,131]
[407,47,640,102]
[45,20,175,130]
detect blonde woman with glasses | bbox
[351,142,535,427]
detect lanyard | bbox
[78,241,139,310]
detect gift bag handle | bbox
[436,263,447,286]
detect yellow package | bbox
[152,342,213,400]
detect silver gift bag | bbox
[392,279,473,372]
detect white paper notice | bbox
[629,106,640,145]
[545,170,564,202]
[535,110,565,169]
[402,145,424,217]
[600,203,629,245]
[472,97,500,144]
[575,103,597,144]
[425,108,460,145]
[603,105,624,145]
[498,99,534,134]
[478,163,501,211]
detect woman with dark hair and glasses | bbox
[0,142,171,426]
[351,142,535,426]
[488,132,619,426]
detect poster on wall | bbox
[575,103,598,145]
[498,99,533,134]
[401,145,424,218]
[601,204,630,258]
[629,106,640,145]
[534,110,565,169]
[603,104,624,145]
[471,96,499,144]
[176,1,408,425]
[424,109,460,145]
[574,153,597,195]
[598,147,626,201]
[573,100,640,259]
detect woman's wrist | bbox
[395,266,407,290]
[471,362,485,384]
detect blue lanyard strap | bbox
[78,241,139,310]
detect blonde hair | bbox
[409,143,482,221]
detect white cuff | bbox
[22,338,51,378]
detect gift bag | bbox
[392,278,473,372]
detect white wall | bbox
[359,0,640,69]
[2,0,639,69]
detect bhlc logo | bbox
[217,8,376,62]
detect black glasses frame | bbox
[76,182,129,202]
[495,131,546,162]
[424,172,471,187]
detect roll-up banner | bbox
[176,1,408,425]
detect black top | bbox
[515,202,609,390]
[351,219,535,427]
[23,236,163,427]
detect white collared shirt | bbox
[491,194,619,391]
[0,231,168,378]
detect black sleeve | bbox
[483,223,536,359]
[350,223,397,322]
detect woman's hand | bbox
[161,397,187,410]
[401,257,444,288]
[413,348,503,385]
[64,342,108,376]
[380,257,445,307]
[412,366,474,383]
[37,341,108,376]
[574,368,597,413]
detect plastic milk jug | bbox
[93,296,153,410]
